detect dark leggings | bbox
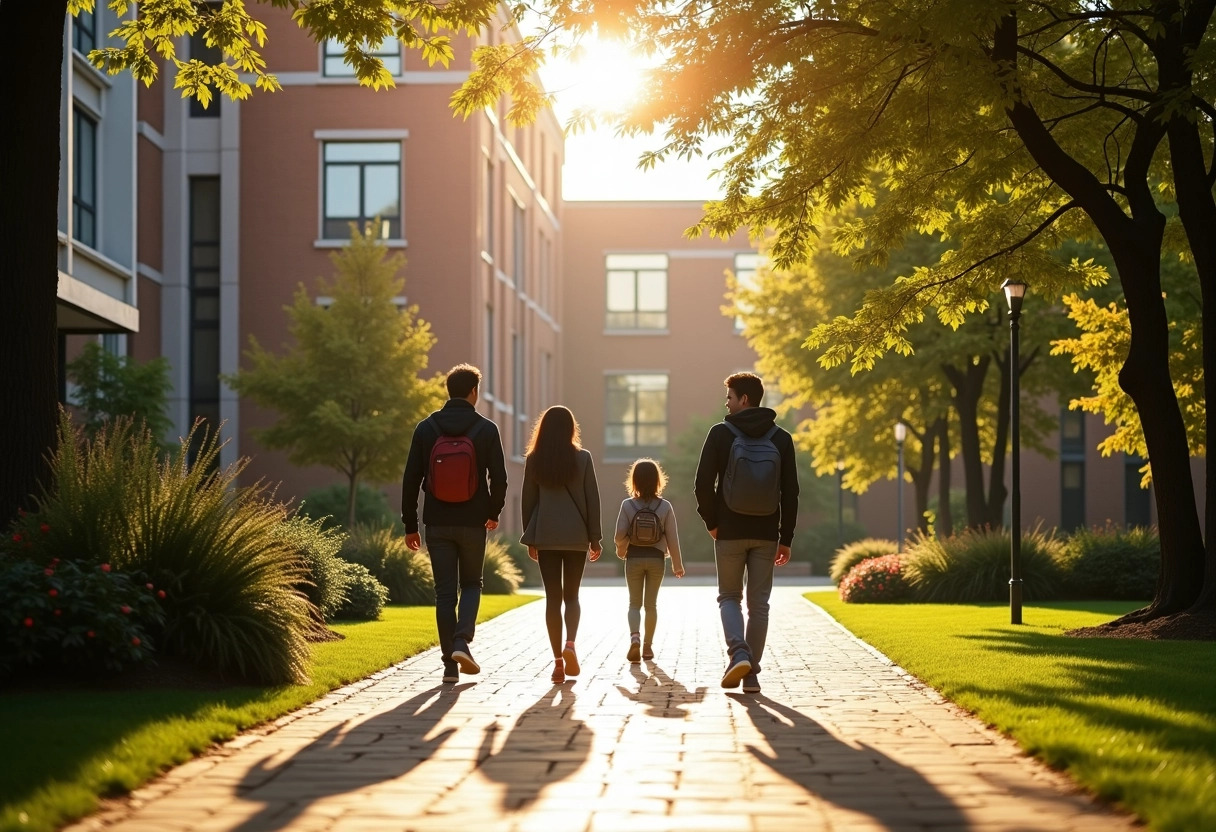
[537,550,587,656]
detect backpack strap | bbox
[723,421,744,439]
[762,425,779,440]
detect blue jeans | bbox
[426,525,486,669]
[715,538,777,674]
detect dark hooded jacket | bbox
[400,399,507,534]
[693,406,799,546]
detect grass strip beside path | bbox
[0,596,536,832]
[810,595,1216,832]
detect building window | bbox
[605,373,668,453]
[73,9,96,54]
[513,199,526,283]
[1124,454,1152,528]
[73,108,97,248]
[189,31,222,118]
[1060,409,1085,531]
[605,254,667,330]
[733,252,762,333]
[513,332,526,455]
[323,38,401,77]
[485,159,495,259]
[190,177,222,433]
[322,142,401,239]
[484,305,495,398]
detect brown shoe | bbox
[641,643,654,660]
[627,640,641,663]
[551,659,565,684]
[562,644,580,676]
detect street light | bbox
[894,422,907,552]
[836,460,845,548]
[1002,277,1028,625]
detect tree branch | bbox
[1016,45,1154,102]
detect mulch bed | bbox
[1066,608,1216,641]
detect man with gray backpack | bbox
[694,372,799,693]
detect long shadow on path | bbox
[476,683,593,810]
[732,693,970,828]
[231,683,472,832]
[615,661,707,718]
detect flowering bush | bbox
[0,557,163,675]
[838,554,910,603]
[829,538,899,584]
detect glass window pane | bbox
[381,55,402,75]
[191,268,219,290]
[1062,462,1083,490]
[325,142,399,163]
[325,39,345,57]
[606,254,667,270]
[638,425,667,446]
[636,391,667,422]
[363,164,400,218]
[606,271,636,312]
[635,311,666,329]
[75,208,95,247]
[75,112,96,204]
[193,295,220,321]
[191,245,219,270]
[325,165,360,218]
[191,178,221,240]
[637,271,667,311]
[605,425,628,447]
[324,56,352,75]
[191,328,220,397]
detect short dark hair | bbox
[446,364,481,399]
[724,372,764,407]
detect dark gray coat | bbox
[520,449,602,550]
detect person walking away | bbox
[694,372,798,693]
[401,364,507,683]
[520,406,603,684]
[613,458,685,663]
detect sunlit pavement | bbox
[67,586,1135,832]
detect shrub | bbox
[1058,524,1160,600]
[838,554,910,603]
[298,483,401,531]
[493,534,541,587]
[334,561,388,620]
[64,341,173,444]
[0,557,163,675]
[482,537,523,595]
[829,538,899,584]
[273,516,349,622]
[800,520,868,577]
[903,525,1063,603]
[8,414,316,684]
[340,525,433,605]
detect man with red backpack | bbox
[402,364,507,683]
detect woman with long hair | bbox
[520,405,602,683]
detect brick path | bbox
[68,586,1135,832]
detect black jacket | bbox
[693,406,799,546]
[400,399,507,534]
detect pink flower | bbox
[145,583,154,590]
[44,568,54,576]
[100,563,111,573]
[120,605,131,615]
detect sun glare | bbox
[548,37,650,118]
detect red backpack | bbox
[426,420,485,503]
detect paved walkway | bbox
[68,587,1135,832]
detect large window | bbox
[605,254,667,330]
[73,108,97,248]
[1124,454,1152,528]
[513,331,526,455]
[733,252,762,332]
[605,373,668,453]
[484,305,495,398]
[513,199,526,283]
[190,178,222,433]
[189,31,222,118]
[322,142,401,239]
[1060,409,1085,531]
[485,159,495,259]
[73,9,96,54]
[323,38,401,77]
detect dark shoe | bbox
[627,640,641,663]
[721,655,752,689]
[442,661,458,684]
[641,643,654,660]
[742,674,761,693]
[451,645,480,675]
[562,644,580,676]
[551,659,565,684]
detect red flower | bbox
[50,558,60,565]
[157,590,166,599]
[146,583,154,590]
[48,589,57,597]
[86,630,95,638]
[120,605,131,615]
[17,508,26,517]
[23,617,33,628]
[53,609,62,616]
[131,637,141,647]
[12,533,21,543]
[100,563,111,573]
[44,568,54,576]
[39,523,50,534]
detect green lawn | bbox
[0,596,536,832]
[810,594,1216,832]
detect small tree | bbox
[226,224,445,527]
[64,341,173,442]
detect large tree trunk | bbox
[910,429,935,535]
[936,417,953,537]
[0,1,68,527]
[984,346,1011,528]
[941,357,990,528]
[346,471,359,528]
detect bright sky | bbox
[535,36,725,202]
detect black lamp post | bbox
[894,422,907,552]
[1002,277,1028,625]
[836,460,845,548]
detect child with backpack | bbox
[613,458,684,662]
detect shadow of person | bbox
[231,683,473,832]
[615,661,707,718]
[476,683,593,810]
[731,693,968,828]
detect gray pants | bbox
[715,538,777,674]
[625,558,665,643]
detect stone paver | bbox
[65,586,1136,832]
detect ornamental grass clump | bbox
[273,515,349,622]
[903,525,1063,603]
[838,554,909,603]
[482,536,523,594]
[13,413,316,684]
[829,537,899,584]
[1057,523,1159,600]
[340,525,429,605]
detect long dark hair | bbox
[526,406,582,487]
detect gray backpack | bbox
[722,423,782,516]
[628,499,663,547]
